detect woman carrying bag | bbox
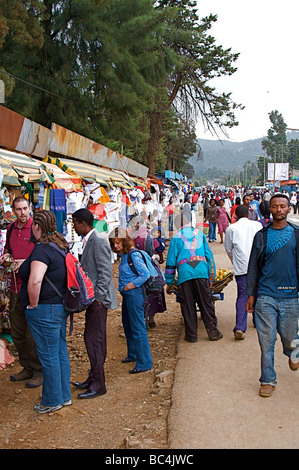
[205,198,219,243]
[18,210,71,413]
[217,199,230,243]
[109,227,153,374]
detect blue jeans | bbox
[25,304,71,406]
[169,213,174,231]
[254,295,299,385]
[208,222,217,241]
[121,287,152,371]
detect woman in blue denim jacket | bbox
[109,227,153,374]
[19,210,71,413]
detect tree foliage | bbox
[262,110,288,162]
[145,0,243,173]
[0,0,45,96]
[0,0,242,175]
[258,110,299,182]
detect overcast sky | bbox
[195,0,299,142]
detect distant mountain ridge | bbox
[189,131,299,176]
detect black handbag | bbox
[144,275,160,294]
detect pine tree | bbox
[1,0,161,148]
[145,0,243,174]
[1,0,242,176]
[262,110,288,162]
[0,0,45,98]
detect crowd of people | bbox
[199,186,299,398]
[1,184,299,412]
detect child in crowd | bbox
[151,226,166,264]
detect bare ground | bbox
[0,260,183,450]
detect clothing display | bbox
[0,146,195,344]
[50,189,67,234]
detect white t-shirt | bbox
[224,217,262,275]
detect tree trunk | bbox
[166,154,174,170]
[146,74,181,175]
[146,110,163,175]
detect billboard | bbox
[267,162,289,181]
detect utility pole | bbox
[273,145,276,194]
[254,154,266,186]
[244,162,248,188]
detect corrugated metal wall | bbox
[0,106,148,179]
[50,123,148,179]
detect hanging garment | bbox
[50,189,67,233]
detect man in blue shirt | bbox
[165,209,223,342]
[246,194,299,398]
[249,193,261,219]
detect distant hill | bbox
[189,131,299,177]
[189,137,264,176]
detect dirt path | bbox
[0,257,183,450]
[1,213,298,450]
[168,241,299,449]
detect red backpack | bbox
[45,244,95,334]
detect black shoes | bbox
[129,367,151,374]
[122,357,135,363]
[184,336,198,343]
[207,329,223,341]
[184,330,223,342]
[71,381,90,390]
[72,380,106,398]
[78,390,107,399]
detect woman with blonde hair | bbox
[18,210,71,413]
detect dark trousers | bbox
[9,293,42,375]
[84,300,107,393]
[235,275,248,333]
[179,278,218,339]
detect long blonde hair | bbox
[33,210,69,251]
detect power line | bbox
[0,69,75,103]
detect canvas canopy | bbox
[43,156,133,189]
[0,149,52,185]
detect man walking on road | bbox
[246,194,299,398]
[165,210,223,342]
[224,205,262,340]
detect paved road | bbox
[168,215,299,449]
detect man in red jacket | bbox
[2,197,42,387]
